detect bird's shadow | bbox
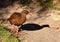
[18,23,50,31]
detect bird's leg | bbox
[11,25,23,37]
[18,24,23,32]
[11,25,19,37]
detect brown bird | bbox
[8,10,29,36]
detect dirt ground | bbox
[18,9,60,42]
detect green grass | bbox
[0,26,19,42]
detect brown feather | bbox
[8,10,29,26]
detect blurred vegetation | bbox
[36,0,53,8]
[0,25,19,42]
[18,0,32,5]
[36,0,53,14]
[0,0,59,10]
[0,0,32,8]
[0,0,53,8]
[0,0,17,8]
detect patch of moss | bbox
[0,26,19,42]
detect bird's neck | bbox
[21,13,27,17]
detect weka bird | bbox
[8,10,29,36]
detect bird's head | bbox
[21,10,29,15]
